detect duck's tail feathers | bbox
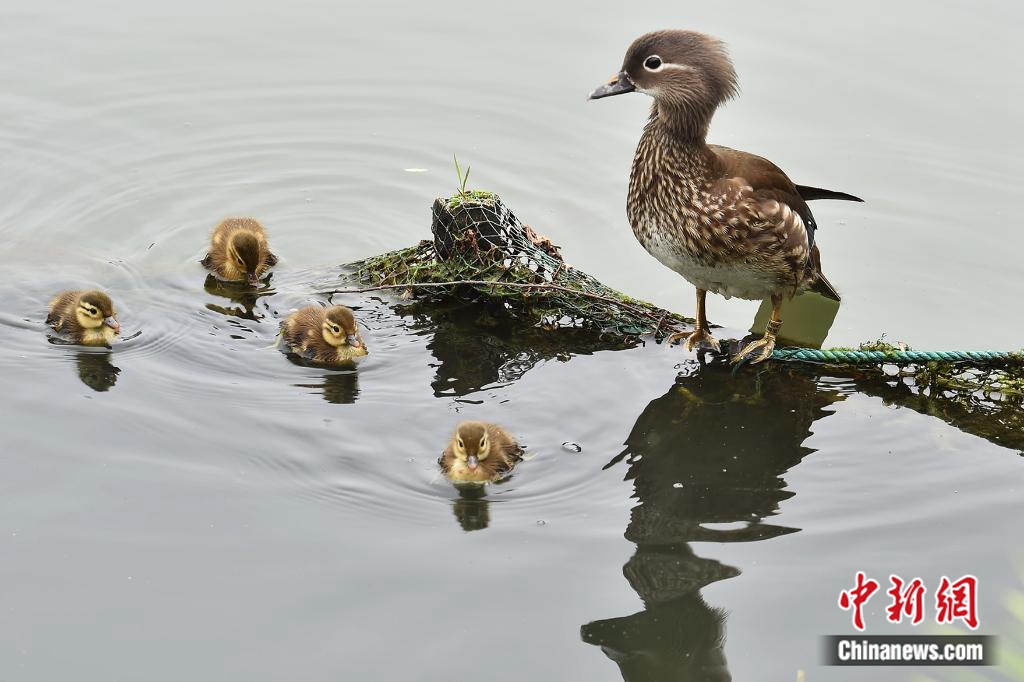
[258,331,285,351]
[796,185,864,203]
[810,271,842,302]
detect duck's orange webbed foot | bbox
[666,326,722,353]
[731,319,781,365]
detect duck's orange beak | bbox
[103,316,120,333]
[247,273,261,287]
[466,455,479,471]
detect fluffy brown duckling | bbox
[46,290,121,346]
[201,217,278,286]
[439,421,522,483]
[280,305,368,364]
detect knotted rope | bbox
[770,348,1024,366]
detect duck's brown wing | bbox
[709,145,817,245]
[282,307,323,347]
[492,442,524,478]
[438,447,454,474]
[46,291,79,330]
[504,442,524,464]
[709,146,842,300]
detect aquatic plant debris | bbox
[343,193,693,341]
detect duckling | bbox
[201,217,278,286]
[439,421,522,483]
[46,290,121,346]
[280,305,368,364]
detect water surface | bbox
[1,1,1021,681]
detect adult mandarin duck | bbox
[590,29,862,363]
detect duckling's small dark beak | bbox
[103,316,120,332]
[346,334,362,348]
[247,273,261,287]
[589,71,635,100]
[466,455,479,471]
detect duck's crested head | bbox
[590,30,737,133]
[228,231,263,285]
[321,305,363,349]
[76,290,120,332]
[451,421,491,471]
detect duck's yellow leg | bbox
[666,288,721,352]
[732,294,782,365]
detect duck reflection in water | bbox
[292,369,360,404]
[74,350,121,392]
[405,300,628,398]
[450,483,490,532]
[203,274,272,322]
[582,364,843,681]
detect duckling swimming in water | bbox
[201,217,278,286]
[46,290,121,346]
[439,421,522,483]
[279,305,368,364]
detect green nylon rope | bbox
[770,348,1024,366]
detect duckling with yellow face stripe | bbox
[440,421,522,483]
[280,305,368,365]
[201,217,278,286]
[47,290,121,346]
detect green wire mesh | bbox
[348,193,691,340]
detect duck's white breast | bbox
[639,223,778,301]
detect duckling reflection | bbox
[451,483,490,532]
[582,365,843,681]
[203,274,270,321]
[293,370,360,404]
[74,351,120,392]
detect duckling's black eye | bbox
[643,55,663,71]
[457,438,464,448]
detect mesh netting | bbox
[801,340,1024,451]
[346,193,691,340]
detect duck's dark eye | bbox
[643,55,663,70]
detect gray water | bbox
[1,1,1022,681]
